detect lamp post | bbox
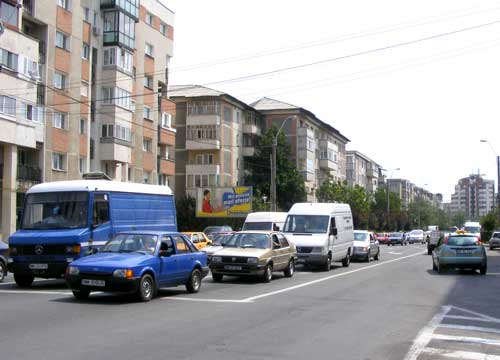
[480,139,500,226]
[383,168,400,230]
[271,116,294,212]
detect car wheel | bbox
[374,249,379,261]
[490,246,494,251]
[0,261,6,282]
[284,259,295,278]
[212,273,223,282]
[437,263,445,274]
[480,265,487,275]
[366,250,371,263]
[427,248,432,255]
[432,260,437,271]
[136,274,154,302]
[322,254,332,271]
[342,252,350,267]
[72,289,90,300]
[14,274,34,287]
[186,268,202,293]
[262,263,273,283]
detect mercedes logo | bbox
[232,257,236,262]
[34,245,44,255]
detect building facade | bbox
[251,97,349,202]
[0,0,175,240]
[345,150,383,193]
[450,174,495,220]
[170,85,263,198]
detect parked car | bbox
[489,231,500,250]
[182,232,212,250]
[0,241,8,282]
[203,226,233,240]
[242,212,287,231]
[375,233,389,245]
[66,231,209,301]
[388,232,407,246]
[200,232,234,263]
[432,232,486,275]
[407,230,425,244]
[352,230,380,262]
[209,231,297,283]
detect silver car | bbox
[489,231,500,250]
[432,233,487,274]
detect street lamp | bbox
[271,116,295,212]
[383,168,400,230]
[480,139,500,226]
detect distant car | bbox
[375,233,389,245]
[432,232,486,274]
[388,232,407,246]
[209,231,297,283]
[200,232,233,262]
[182,232,212,250]
[66,231,209,301]
[489,231,500,250]
[0,241,8,282]
[203,226,233,240]
[352,230,380,262]
[408,230,425,244]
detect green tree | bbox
[480,210,498,241]
[372,188,401,231]
[451,211,466,228]
[245,127,306,211]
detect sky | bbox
[166,0,500,201]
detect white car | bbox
[408,230,425,244]
[352,230,380,262]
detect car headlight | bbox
[68,266,80,275]
[8,247,17,256]
[65,245,81,254]
[247,257,258,264]
[212,256,222,263]
[113,269,134,278]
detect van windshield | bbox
[242,222,272,231]
[284,215,330,234]
[464,226,481,234]
[21,192,89,230]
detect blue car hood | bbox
[71,252,155,270]
[9,228,90,245]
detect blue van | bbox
[8,180,176,287]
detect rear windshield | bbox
[242,222,272,231]
[447,236,478,246]
[492,233,500,239]
[354,232,368,241]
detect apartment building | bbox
[0,0,175,240]
[387,178,413,209]
[450,174,495,219]
[170,85,263,198]
[251,97,349,202]
[345,150,383,193]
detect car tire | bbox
[0,261,6,282]
[490,246,494,251]
[432,261,437,271]
[427,248,432,255]
[14,274,34,287]
[437,263,445,274]
[374,249,379,261]
[322,254,332,272]
[136,274,154,302]
[72,289,90,300]
[186,268,202,293]
[342,252,350,267]
[480,265,487,275]
[284,259,295,278]
[262,264,273,283]
[366,250,371,263]
[212,273,223,282]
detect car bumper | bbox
[439,257,486,267]
[8,261,68,278]
[351,248,369,259]
[66,274,140,294]
[489,241,500,247]
[201,266,210,278]
[210,264,266,276]
[296,253,328,265]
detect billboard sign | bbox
[196,187,252,218]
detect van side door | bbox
[90,193,112,250]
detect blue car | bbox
[66,231,209,301]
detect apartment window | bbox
[52,153,66,171]
[160,22,167,36]
[0,48,18,71]
[142,138,152,152]
[196,154,214,165]
[57,0,71,11]
[82,43,90,60]
[161,113,172,128]
[101,123,132,142]
[53,72,66,90]
[158,174,168,186]
[143,106,152,120]
[79,118,85,134]
[103,47,133,74]
[80,81,89,97]
[19,55,39,79]
[79,156,86,174]
[103,11,136,49]
[0,95,16,117]
[55,31,70,51]
[102,87,132,110]
[128,167,132,181]
[0,1,18,27]
[186,125,218,141]
[22,103,43,123]
[145,12,153,26]
[223,107,232,123]
[145,43,154,57]
[143,171,151,184]
[144,75,153,89]
[53,112,66,129]
[90,139,95,159]
[83,7,90,22]
[187,100,220,115]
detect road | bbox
[1,244,500,360]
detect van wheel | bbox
[342,253,350,267]
[262,264,273,282]
[136,274,154,302]
[284,259,295,278]
[14,274,34,287]
[480,265,487,275]
[0,261,6,282]
[374,249,379,261]
[365,250,371,263]
[322,255,332,271]
[186,269,202,293]
[72,289,90,300]
[212,273,223,282]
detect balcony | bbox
[186,164,220,175]
[242,147,255,157]
[243,123,261,135]
[17,164,41,183]
[186,114,221,127]
[300,170,315,182]
[366,168,376,178]
[100,0,139,20]
[186,139,220,150]
[99,140,132,163]
[158,157,175,176]
[319,159,337,171]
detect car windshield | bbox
[211,233,233,246]
[242,222,273,231]
[493,233,500,239]
[204,226,232,235]
[464,226,481,234]
[283,215,330,234]
[21,192,89,230]
[354,232,368,241]
[447,236,478,246]
[390,233,402,237]
[224,233,270,249]
[411,230,423,236]
[101,234,158,255]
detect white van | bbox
[283,203,354,271]
[464,221,482,239]
[242,212,288,231]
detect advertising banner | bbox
[196,187,252,218]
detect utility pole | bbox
[497,155,500,227]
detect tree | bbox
[245,127,306,211]
[372,188,401,231]
[451,211,466,228]
[480,210,498,241]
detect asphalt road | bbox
[1,244,500,360]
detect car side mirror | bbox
[331,226,338,236]
[272,241,280,249]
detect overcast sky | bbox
[166,0,500,201]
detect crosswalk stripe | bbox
[439,323,500,336]
[432,333,500,347]
[421,347,500,359]
[445,315,500,324]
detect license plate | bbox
[224,265,242,271]
[457,250,473,255]
[296,258,305,264]
[81,279,105,287]
[29,263,48,270]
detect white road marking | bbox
[421,347,500,359]
[445,315,500,324]
[432,333,500,346]
[388,251,403,255]
[439,323,500,336]
[162,297,251,303]
[243,250,425,302]
[0,279,64,286]
[451,306,500,323]
[0,289,71,296]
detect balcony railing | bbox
[100,0,139,20]
[17,164,41,183]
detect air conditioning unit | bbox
[92,26,100,36]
